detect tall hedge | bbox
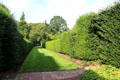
[74,13,99,60]
[46,39,61,52]
[0,3,33,72]
[89,2,120,67]
[60,31,75,57]
[46,2,120,67]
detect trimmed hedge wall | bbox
[0,3,33,72]
[74,13,99,60]
[89,2,120,67]
[60,31,75,57]
[46,39,61,52]
[46,2,120,67]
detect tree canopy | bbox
[48,16,68,34]
[29,23,50,47]
[18,12,30,38]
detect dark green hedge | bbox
[0,3,33,72]
[46,2,120,67]
[89,2,120,67]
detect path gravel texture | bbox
[7,69,85,80]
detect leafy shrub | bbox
[82,65,120,80]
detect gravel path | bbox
[6,69,85,80]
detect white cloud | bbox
[85,0,119,13]
[0,0,119,29]
[1,0,29,12]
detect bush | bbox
[0,3,33,72]
[82,65,120,80]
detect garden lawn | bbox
[18,46,79,72]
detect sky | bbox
[0,0,119,29]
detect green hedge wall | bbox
[60,31,75,57]
[46,39,61,52]
[46,31,75,57]
[46,2,120,67]
[89,2,120,67]
[0,3,33,72]
[74,13,99,60]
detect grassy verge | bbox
[18,46,79,72]
[82,65,120,80]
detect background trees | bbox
[29,23,49,47]
[48,16,68,34]
[18,15,68,47]
[27,16,68,47]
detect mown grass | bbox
[82,65,120,80]
[18,46,79,72]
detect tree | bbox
[18,12,30,38]
[49,16,68,34]
[29,23,49,47]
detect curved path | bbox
[8,69,85,80]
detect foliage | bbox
[46,31,75,57]
[88,2,120,67]
[0,3,33,72]
[48,16,68,34]
[82,65,120,80]
[60,31,75,57]
[74,13,99,60]
[46,13,98,59]
[46,2,120,67]
[29,23,50,47]
[18,12,30,38]
[19,46,79,72]
[46,39,61,52]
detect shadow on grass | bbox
[35,47,60,71]
[18,46,60,72]
[2,47,118,80]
